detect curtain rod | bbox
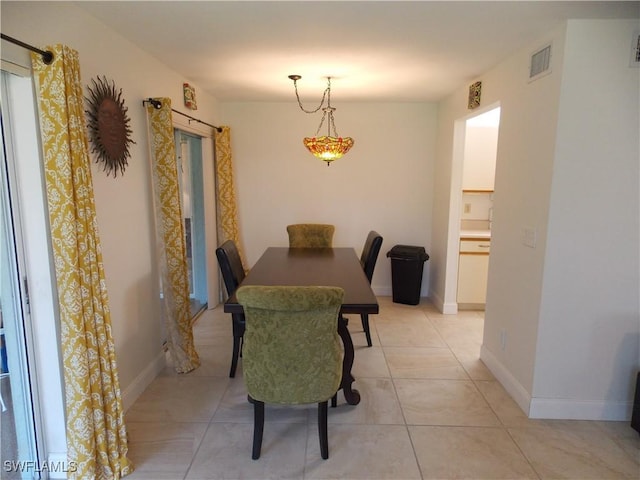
[1,34,54,64]
[143,98,222,132]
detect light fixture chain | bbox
[328,110,339,137]
[315,111,328,136]
[293,79,328,114]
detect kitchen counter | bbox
[460,229,491,240]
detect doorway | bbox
[444,104,501,314]
[175,130,208,319]
[457,107,500,309]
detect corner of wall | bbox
[429,288,458,314]
[121,350,166,412]
[480,344,531,415]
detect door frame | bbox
[1,69,67,476]
[171,116,219,309]
[444,101,501,313]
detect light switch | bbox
[522,227,537,248]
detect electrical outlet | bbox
[464,203,471,214]
[500,329,507,350]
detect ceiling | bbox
[77,1,639,103]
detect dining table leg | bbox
[337,314,360,405]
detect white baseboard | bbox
[441,302,458,315]
[480,345,531,415]
[429,289,458,314]
[372,286,392,296]
[457,303,485,311]
[480,345,633,421]
[35,355,165,479]
[529,398,632,421]
[121,350,166,412]
[372,287,431,299]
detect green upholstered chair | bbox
[236,285,344,460]
[286,223,335,248]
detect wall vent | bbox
[529,44,552,81]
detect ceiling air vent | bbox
[529,44,552,81]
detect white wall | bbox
[218,101,437,295]
[431,23,565,320]
[482,26,566,407]
[532,19,640,419]
[2,2,224,467]
[434,19,640,420]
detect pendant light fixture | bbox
[288,75,354,166]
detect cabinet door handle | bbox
[479,244,490,248]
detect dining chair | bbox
[286,223,335,248]
[215,240,246,378]
[359,231,383,346]
[236,285,344,460]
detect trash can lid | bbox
[386,245,429,261]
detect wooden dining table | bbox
[224,247,379,405]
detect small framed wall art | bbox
[184,83,197,110]
[468,81,482,110]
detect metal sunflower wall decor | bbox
[85,76,135,177]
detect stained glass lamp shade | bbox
[303,135,354,163]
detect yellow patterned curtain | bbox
[145,98,200,373]
[215,127,246,266]
[31,45,133,479]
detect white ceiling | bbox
[77,1,639,103]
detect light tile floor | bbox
[124,297,640,479]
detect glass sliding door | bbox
[0,80,40,478]
[174,130,207,319]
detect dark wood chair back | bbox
[216,240,246,296]
[360,231,383,284]
[215,239,247,377]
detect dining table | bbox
[224,247,379,406]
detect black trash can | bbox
[387,245,429,305]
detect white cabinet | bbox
[457,239,490,307]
